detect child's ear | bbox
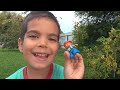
[18,38,23,53]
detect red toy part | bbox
[64,40,72,48]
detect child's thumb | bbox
[64,51,71,62]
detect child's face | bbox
[18,17,59,69]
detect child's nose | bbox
[37,38,47,48]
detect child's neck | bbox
[26,65,52,79]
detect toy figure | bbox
[64,40,80,59]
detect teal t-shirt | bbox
[6,63,64,79]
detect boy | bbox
[6,11,84,79]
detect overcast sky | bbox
[50,11,80,33]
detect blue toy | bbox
[64,40,80,59]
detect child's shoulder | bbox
[52,63,64,79]
[53,63,64,70]
[6,67,25,79]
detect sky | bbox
[1,11,80,33]
[50,11,80,33]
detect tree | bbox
[75,11,120,45]
[72,22,88,49]
[0,11,24,48]
[73,11,120,78]
[84,28,120,79]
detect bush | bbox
[0,11,24,49]
[84,28,120,79]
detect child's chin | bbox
[33,64,49,70]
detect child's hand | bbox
[64,51,84,79]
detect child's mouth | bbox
[34,53,48,57]
[33,53,49,61]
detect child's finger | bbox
[76,53,84,65]
[74,54,79,63]
[73,54,79,68]
[64,51,72,64]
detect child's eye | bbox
[49,38,57,42]
[28,35,38,39]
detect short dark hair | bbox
[21,11,61,40]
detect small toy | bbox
[64,40,80,59]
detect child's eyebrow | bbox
[26,30,39,34]
[26,30,58,38]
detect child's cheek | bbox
[23,40,35,50]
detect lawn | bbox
[0,48,65,79]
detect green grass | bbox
[0,49,26,79]
[54,48,65,66]
[0,48,65,79]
